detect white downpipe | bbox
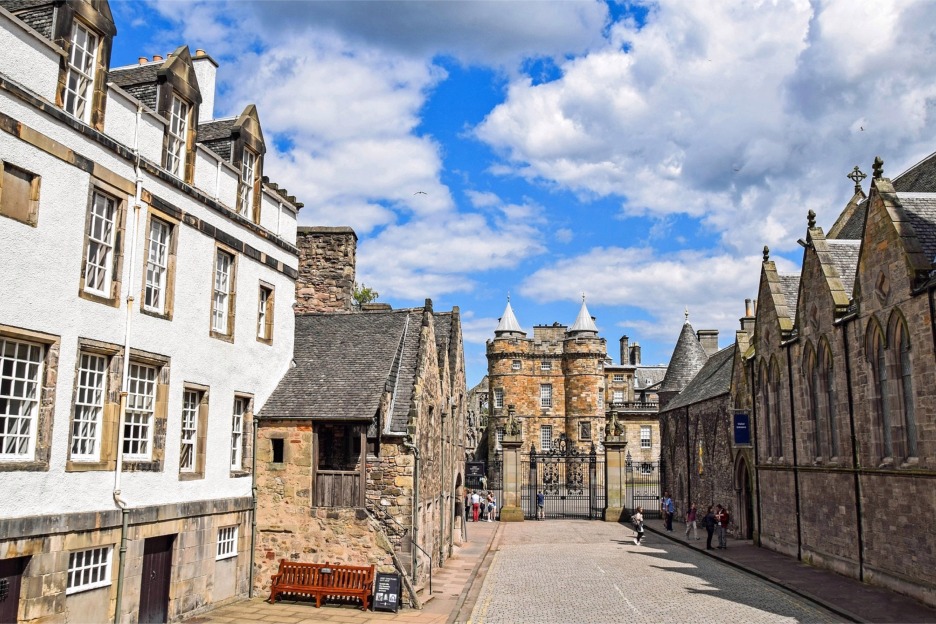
[114,104,145,507]
[214,157,222,201]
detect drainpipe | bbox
[402,438,420,584]
[439,406,446,568]
[784,344,803,561]
[114,103,145,624]
[685,406,691,511]
[748,356,762,547]
[249,414,259,597]
[840,317,864,580]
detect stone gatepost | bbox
[498,436,525,522]
[604,437,628,522]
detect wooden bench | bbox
[269,560,375,611]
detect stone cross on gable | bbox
[872,156,884,179]
[807,209,816,228]
[847,166,866,193]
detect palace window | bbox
[640,426,651,449]
[165,95,189,178]
[67,546,112,594]
[495,427,504,450]
[540,384,552,408]
[216,526,237,560]
[0,162,40,226]
[179,390,198,473]
[211,249,236,337]
[579,421,591,441]
[231,396,247,470]
[0,337,43,459]
[493,388,503,409]
[62,22,98,122]
[70,352,107,461]
[238,148,257,218]
[541,361,551,371]
[143,218,171,314]
[613,374,624,382]
[540,425,553,451]
[83,191,118,297]
[257,284,274,343]
[612,390,624,403]
[123,363,157,459]
[511,359,521,370]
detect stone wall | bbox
[294,227,357,314]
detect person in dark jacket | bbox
[703,505,717,550]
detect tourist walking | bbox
[685,502,699,540]
[703,505,716,550]
[631,506,645,545]
[486,492,496,522]
[716,504,730,549]
[662,491,675,531]
[536,491,545,520]
[471,490,482,522]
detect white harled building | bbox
[0,1,300,621]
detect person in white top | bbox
[470,490,482,522]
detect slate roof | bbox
[259,308,424,435]
[660,322,708,393]
[893,150,936,193]
[779,274,800,324]
[634,365,667,389]
[109,64,159,88]
[661,345,735,413]
[1,0,51,11]
[494,299,524,336]
[896,193,936,263]
[832,198,867,240]
[569,300,598,333]
[826,240,861,294]
[197,118,235,142]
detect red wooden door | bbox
[0,557,28,624]
[139,535,174,623]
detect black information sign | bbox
[373,572,401,613]
[465,461,485,488]
[733,412,752,446]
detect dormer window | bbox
[238,148,257,218]
[165,95,190,178]
[63,22,98,122]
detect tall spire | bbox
[494,296,525,338]
[569,294,599,335]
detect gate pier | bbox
[498,436,525,522]
[604,437,628,522]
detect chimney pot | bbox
[195,48,206,57]
[137,56,147,65]
[619,335,629,366]
[745,298,754,317]
[152,55,163,62]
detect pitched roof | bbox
[896,193,936,263]
[660,321,708,393]
[197,118,235,143]
[893,150,936,193]
[635,365,667,389]
[259,308,424,434]
[108,64,159,88]
[779,274,800,324]
[826,240,861,293]
[661,345,735,412]
[494,299,524,336]
[569,299,598,333]
[831,198,867,240]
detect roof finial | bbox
[872,156,883,179]
[807,209,816,228]
[847,165,866,193]
[684,306,689,323]
[581,291,586,303]
[507,292,510,303]
[763,245,770,262]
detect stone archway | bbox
[734,454,754,540]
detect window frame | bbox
[0,336,44,461]
[216,526,238,561]
[540,360,552,372]
[62,20,99,123]
[178,384,209,480]
[123,362,158,461]
[578,421,591,441]
[70,351,108,462]
[142,215,172,316]
[612,373,624,383]
[67,546,112,595]
[539,384,552,409]
[179,389,198,473]
[540,425,553,451]
[164,94,190,179]
[210,246,237,341]
[0,161,41,227]
[493,388,504,409]
[640,425,652,449]
[231,396,246,470]
[79,183,126,307]
[511,359,521,371]
[229,394,253,477]
[238,147,258,219]
[256,283,274,344]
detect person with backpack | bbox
[661,492,675,531]
[703,505,717,550]
[716,504,730,549]
[486,491,496,522]
[536,491,546,520]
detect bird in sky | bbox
[414,191,427,195]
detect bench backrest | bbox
[276,560,375,590]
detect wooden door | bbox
[0,557,28,624]
[139,535,174,623]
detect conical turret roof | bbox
[494,297,525,337]
[569,296,598,334]
[660,311,708,393]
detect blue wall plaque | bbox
[733,412,751,446]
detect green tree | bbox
[352,282,379,305]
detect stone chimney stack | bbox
[192,49,218,122]
[295,226,357,314]
[619,335,629,365]
[629,342,641,365]
[740,298,756,332]
[697,329,719,356]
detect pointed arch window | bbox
[892,318,917,459]
[803,346,823,459]
[868,322,892,459]
[769,360,782,458]
[758,361,773,458]
[819,343,839,458]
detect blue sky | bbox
[110,1,936,387]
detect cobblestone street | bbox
[468,521,838,624]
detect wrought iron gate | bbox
[523,435,605,519]
[625,457,662,519]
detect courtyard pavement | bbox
[185,517,936,624]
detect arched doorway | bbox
[734,455,754,540]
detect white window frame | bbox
[71,352,107,461]
[0,337,43,460]
[493,388,504,409]
[540,361,552,371]
[67,546,112,594]
[123,363,157,459]
[231,397,246,470]
[238,148,257,218]
[84,190,117,297]
[257,285,272,340]
[613,374,624,382]
[495,427,504,450]
[540,425,553,451]
[613,390,624,403]
[540,384,552,409]
[212,250,233,334]
[179,389,198,472]
[640,425,652,449]
[63,21,98,122]
[217,525,237,560]
[143,217,170,314]
[511,359,521,370]
[165,94,189,177]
